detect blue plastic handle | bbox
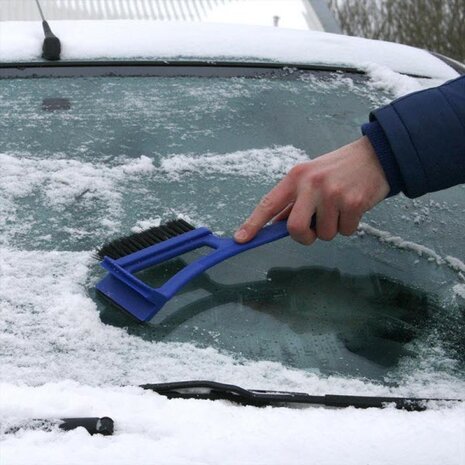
[157,220,290,299]
[97,217,315,321]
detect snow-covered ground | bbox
[1,20,464,465]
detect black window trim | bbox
[429,52,465,76]
[0,60,430,79]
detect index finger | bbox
[234,178,294,243]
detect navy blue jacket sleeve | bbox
[361,75,465,198]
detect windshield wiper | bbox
[6,383,461,435]
[140,380,463,412]
[5,417,114,436]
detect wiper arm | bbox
[140,380,463,412]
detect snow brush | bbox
[96,218,315,322]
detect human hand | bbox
[234,136,390,245]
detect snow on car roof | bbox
[0,20,459,79]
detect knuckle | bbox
[289,163,307,178]
[287,220,315,245]
[323,183,343,201]
[289,163,332,193]
[286,219,305,237]
[304,169,325,188]
[345,195,366,213]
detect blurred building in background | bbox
[0,0,340,32]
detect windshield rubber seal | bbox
[0,60,431,79]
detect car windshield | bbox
[1,69,464,393]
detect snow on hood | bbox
[0,20,459,79]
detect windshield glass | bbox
[1,70,464,393]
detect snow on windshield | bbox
[0,70,464,464]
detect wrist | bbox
[356,136,390,201]
[362,121,404,197]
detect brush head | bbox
[96,218,196,261]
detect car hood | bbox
[0,20,459,79]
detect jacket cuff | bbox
[361,121,404,197]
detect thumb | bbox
[234,223,255,243]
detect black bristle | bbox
[125,242,140,254]
[95,219,197,260]
[105,244,121,258]
[116,240,134,256]
[147,229,168,242]
[178,218,195,231]
[169,222,187,235]
[158,225,174,237]
[134,235,153,249]
[178,219,195,232]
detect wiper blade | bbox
[140,380,463,412]
[5,417,114,435]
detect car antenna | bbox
[34,0,61,61]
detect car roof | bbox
[0,20,459,79]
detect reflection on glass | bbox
[96,256,462,383]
